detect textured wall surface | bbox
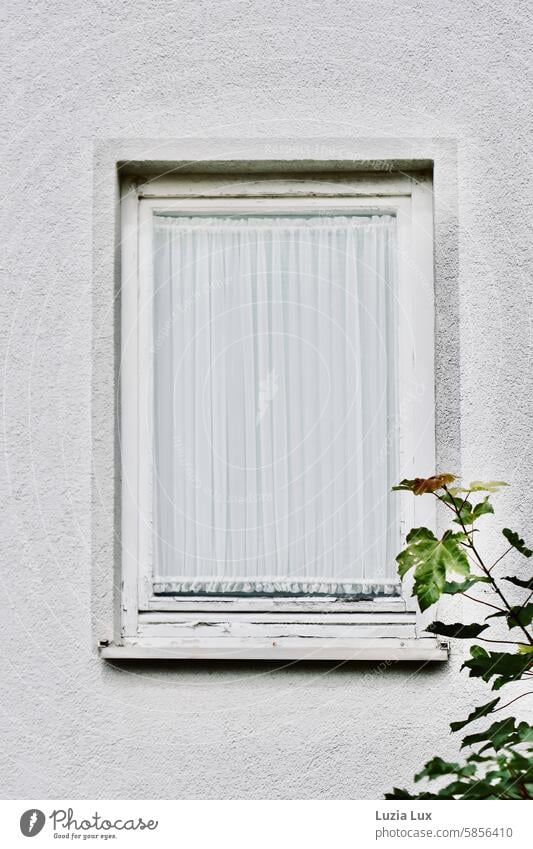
[2,0,532,799]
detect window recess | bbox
[102,168,447,661]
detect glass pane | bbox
[152,213,400,596]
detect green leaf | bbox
[468,481,508,493]
[425,621,489,639]
[506,604,533,630]
[450,498,474,523]
[493,675,523,691]
[413,559,446,611]
[465,751,494,764]
[384,788,417,799]
[450,698,500,732]
[502,528,533,558]
[486,610,506,619]
[470,720,533,753]
[451,497,494,526]
[503,575,533,590]
[462,647,533,689]
[436,780,481,798]
[506,750,533,772]
[463,779,519,799]
[396,527,470,611]
[443,575,490,594]
[517,722,533,743]
[473,498,494,521]
[415,757,475,782]
[462,718,518,752]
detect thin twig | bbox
[488,545,513,574]
[515,588,533,614]
[492,692,533,712]
[477,637,527,645]
[458,489,472,514]
[463,593,506,613]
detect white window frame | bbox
[101,170,448,661]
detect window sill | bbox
[99,637,449,662]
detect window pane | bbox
[152,214,400,595]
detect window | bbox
[103,168,446,660]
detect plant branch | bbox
[458,489,472,514]
[442,486,533,645]
[492,692,533,712]
[463,593,506,613]
[516,588,533,614]
[477,637,527,646]
[488,545,513,574]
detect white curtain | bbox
[152,214,400,595]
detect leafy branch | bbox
[386,474,533,800]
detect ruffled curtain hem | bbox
[153,578,401,597]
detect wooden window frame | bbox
[100,169,448,661]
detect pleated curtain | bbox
[152,213,400,595]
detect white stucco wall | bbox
[2,1,532,798]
